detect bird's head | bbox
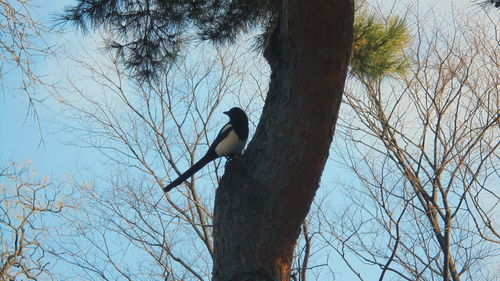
[223,107,247,122]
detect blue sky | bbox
[1,0,95,174]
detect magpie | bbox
[163,107,249,192]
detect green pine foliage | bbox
[61,0,409,82]
[60,0,279,80]
[350,13,410,81]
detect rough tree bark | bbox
[213,1,354,280]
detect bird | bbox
[163,107,249,192]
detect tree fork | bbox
[213,1,354,280]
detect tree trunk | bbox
[212,1,354,280]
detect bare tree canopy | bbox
[324,13,500,281]
[0,1,56,103]
[0,163,68,280]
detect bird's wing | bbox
[208,123,233,152]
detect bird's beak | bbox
[223,111,229,115]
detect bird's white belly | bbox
[215,130,245,156]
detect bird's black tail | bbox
[164,154,215,192]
